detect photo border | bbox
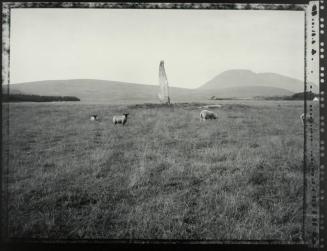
[1,0,326,250]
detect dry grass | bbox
[3,100,318,240]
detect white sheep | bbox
[113,113,129,125]
[200,110,217,121]
[300,113,313,125]
[90,115,98,121]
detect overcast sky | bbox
[10,8,304,88]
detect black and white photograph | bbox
[1,1,325,247]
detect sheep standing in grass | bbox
[300,113,313,125]
[113,113,129,125]
[90,115,98,121]
[200,110,217,121]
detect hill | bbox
[200,69,317,93]
[2,84,23,94]
[7,70,313,103]
[6,79,193,104]
[7,79,295,104]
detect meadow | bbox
[3,100,319,241]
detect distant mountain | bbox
[199,69,318,93]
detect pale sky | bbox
[10,8,304,88]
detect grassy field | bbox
[3,100,319,240]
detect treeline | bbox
[290,92,317,100]
[2,94,80,102]
[254,92,318,101]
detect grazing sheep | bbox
[90,115,98,121]
[113,113,129,125]
[300,113,314,125]
[200,110,217,121]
